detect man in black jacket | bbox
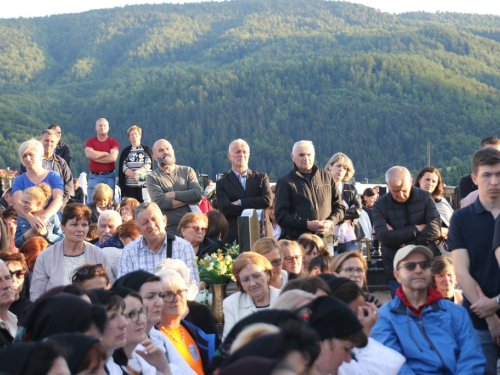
[274,140,345,243]
[373,166,441,297]
[216,139,272,244]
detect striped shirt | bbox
[117,235,200,283]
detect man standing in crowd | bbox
[274,140,344,242]
[372,166,441,297]
[117,202,199,284]
[0,260,16,349]
[84,118,119,203]
[371,245,485,374]
[19,129,74,208]
[48,124,72,167]
[147,139,203,235]
[459,136,500,203]
[216,139,272,244]
[449,148,500,374]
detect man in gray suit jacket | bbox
[216,139,272,244]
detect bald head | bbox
[153,139,176,168]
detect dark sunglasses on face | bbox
[9,269,26,279]
[76,264,104,276]
[398,260,431,271]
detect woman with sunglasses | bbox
[72,263,110,290]
[252,237,288,289]
[332,252,381,307]
[222,252,281,340]
[178,212,219,259]
[157,269,216,375]
[121,290,172,375]
[0,250,31,319]
[30,204,109,301]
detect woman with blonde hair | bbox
[222,252,281,339]
[15,183,63,248]
[86,183,119,224]
[325,152,363,253]
[252,237,288,289]
[332,251,381,307]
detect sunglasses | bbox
[76,264,104,276]
[9,269,26,279]
[397,261,431,272]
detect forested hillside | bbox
[1,0,500,183]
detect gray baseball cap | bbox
[393,245,434,270]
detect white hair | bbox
[154,259,191,283]
[134,202,163,221]
[385,166,411,185]
[18,139,44,164]
[98,210,122,226]
[271,289,316,310]
[154,268,187,291]
[292,140,315,155]
[228,139,250,153]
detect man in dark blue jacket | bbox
[371,244,485,374]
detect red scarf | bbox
[396,286,443,317]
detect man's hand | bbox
[471,285,499,319]
[171,199,188,209]
[231,200,240,205]
[441,227,449,239]
[321,220,333,232]
[164,191,176,199]
[485,315,500,346]
[307,220,324,233]
[386,223,393,230]
[415,224,426,232]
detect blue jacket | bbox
[371,295,485,374]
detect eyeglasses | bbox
[125,306,148,322]
[284,255,302,263]
[397,261,431,272]
[9,269,26,279]
[240,272,265,284]
[163,289,187,303]
[76,264,104,276]
[339,267,365,275]
[270,258,282,266]
[186,225,207,233]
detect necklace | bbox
[159,323,185,343]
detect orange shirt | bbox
[158,324,204,375]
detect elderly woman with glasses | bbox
[156,268,216,375]
[0,250,31,319]
[222,252,281,339]
[332,252,381,307]
[252,237,289,289]
[178,212,220,259]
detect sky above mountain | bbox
[2,0,499,19]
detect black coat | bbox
[274,164,345,241]
[372,187,441,277]
[216,169,272,244]
[55,143,71,167]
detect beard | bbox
[158,154,176,168]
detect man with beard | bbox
[146,139,203,235]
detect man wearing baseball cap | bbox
[371,245,485,374]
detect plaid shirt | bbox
[117,235,200,283]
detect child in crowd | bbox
[14,183,63,247]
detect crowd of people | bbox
[0,118,499,375]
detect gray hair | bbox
[154,268,187,290]
[228,139,250,153]
[134,202,163,221]
[18,139,44,164]
[271,289,316,310]
[292,140,315,155]
[385,166,411,185]
[98,210,122,226]
[154,259,191,284]
[41,129,58,138]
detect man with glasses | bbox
[373,166,441,297]
[371,245,485,374]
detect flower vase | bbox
[211,284,227,325]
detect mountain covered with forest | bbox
[1,0,500,184]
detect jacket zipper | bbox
[296,171,318,213]
[419,312,447,375]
